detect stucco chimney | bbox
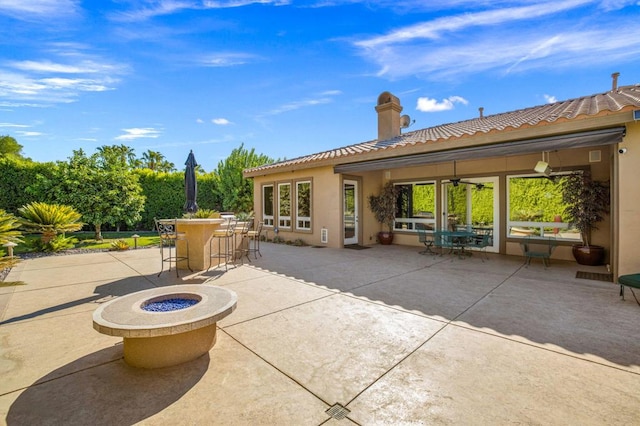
[611,72,620,91]
[375,91,403,141]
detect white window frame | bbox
[277,182,292,229]
[393,180,437,232]
[506,172,580,241]
[262,184,274,227]
[295,180,312,231]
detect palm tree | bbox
[97,145,137,169]
[140,150,175,172]
[18,202,83,244]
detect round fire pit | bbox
[93,285,237,369]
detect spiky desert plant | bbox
[0,209,23,269]
[0,209,23,246]
[18,202,83,244]
[110,239,130,251]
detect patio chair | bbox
[155,218,192,277]
[246,220,264,259]
[208,217,237,271]
[416,223,435,255]
[234,218,254,264]
[618,273,640,305]
[433,230,456,256]
[520,236,557,268]
[470,228,493,261]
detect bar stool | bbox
[208,218,236,271]
[246,221,264,259]
[235,219,254,264]
[155,218,192,277]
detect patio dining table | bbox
[436,229,476,258]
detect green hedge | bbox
[135,169,222,230]
[0,157,54,214]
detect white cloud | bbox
[0,122,29,128]
[9,59,123,74]
[196,118,204,124]
[355,0,591,49]
[16,130,43,137]
[111,0,291,22]
[544,94,558,103]
[115,128,163,140]
[352,1,640,80]
[212,118,231,125]
[200,52,258,67]
[0,0,80,20]
[263,90,342,116]
[0,48,128,105]
[416,96,468,112]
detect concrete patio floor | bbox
[1,243,639,425]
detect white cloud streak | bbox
[263,96,334,116]
[0,122,29,128]
[111,0,291,22]
[355,0,592,49]
[115,128,163,140]
[200,52,259,67]
[353,0,640,80]
[0,47,128,105]
[0,0,80,20]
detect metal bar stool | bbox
[233,218,254,264]
[155,218,192,277]
[246,221,264,259]
[208,218,237,271]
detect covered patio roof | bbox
[333,126,626,173]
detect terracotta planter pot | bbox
[572,245,605,266]
[377,231,394,245]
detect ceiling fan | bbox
[446,160,485,189]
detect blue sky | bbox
[1,0,639,172]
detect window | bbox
[296,180,311,230]
[278,182,291,229]
[262,185,274,226]
[506,173,580,241]
[393,181,436,231]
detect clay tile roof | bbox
[245,85,640,175]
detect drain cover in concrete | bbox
[326,403,350,420]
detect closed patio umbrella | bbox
[184,150,198,214]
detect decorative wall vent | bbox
[320,228,328,244]
[589,150,601,162]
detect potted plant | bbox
[561,171,610,265]
[367,182,399,245]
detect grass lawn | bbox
[14,232,160,254]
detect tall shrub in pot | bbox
[367,182,399,245]
[561,171,609,265]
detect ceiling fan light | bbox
[534,160,551,176]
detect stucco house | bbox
[244,75,640,277]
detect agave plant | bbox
[0,209,23,246]
[235,211,254,221]
[18,202,84,244]
[110,239,130,251]
[183,209,221,219]
[0,209,23,268]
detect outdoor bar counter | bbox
[175,218,226,271]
